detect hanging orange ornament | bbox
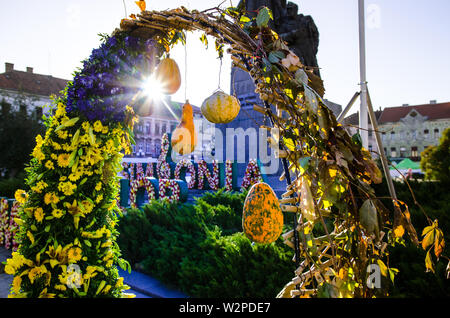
[171,101,197,155]
[155,57,181,95]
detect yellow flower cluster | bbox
[8,98,136,298]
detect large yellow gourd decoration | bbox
[171,101,197,155]
[242,182,284,244]
[201,90,240,124]
[155,57,181,95]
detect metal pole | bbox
[358,0,369,148]
[366,88,397,201]
[337,91,361,123]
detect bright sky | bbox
[1,0,449,113]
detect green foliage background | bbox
[117,189,296,298]
[421,127,450,184]
[373,179,450,297]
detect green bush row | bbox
[117,189,295,298]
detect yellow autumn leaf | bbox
[434,229,445,259]
[135,0,146,11]
[421,221,438,250]
[425,249,435,273]
[393,225,405,238]
[377,259,388,277]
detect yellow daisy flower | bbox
[93,120,104,132]
[45,160,55,170]
[58,181,77,196]
[57,153,70,168]
[34,207,44,223]
[67,247,82,263]
[52,209,64,219]
[14,189,28,204]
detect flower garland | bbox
[129,177,156,209]
[174,159,196,189]
[158,179,181,203]
[241,159,264,190]
[135,163,144,180]
[4,33,152,298]
[225,160,234,192]
[120,162,130,180]
[145,162,154,178]
[156,133,171,179]
[5,201,21,251]
[197,159,219,190]
[0,198,9,246]
[128,163,136,183]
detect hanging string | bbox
[122,0,128,17]
[184,32,188,101]
[217,57,223,90]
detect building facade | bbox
[131,97,216,161]
[343,101,450,162]
[0,62,68,118]
[377,101,450,161]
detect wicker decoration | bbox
[115,4,448,298]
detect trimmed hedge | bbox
[117,189,295,298]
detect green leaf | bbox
[359,199,380,239]
[295,69,309,86]
[84,240,92,247]
[304,87,318,114]
[268,51,285,63]
[299,157,311,174]
[256,7,273,27]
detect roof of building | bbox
[378,102,450,124]
[0,65,68,97]
[343,110,383,126]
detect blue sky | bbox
[0,0,448,113]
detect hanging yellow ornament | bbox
[201,89,240,124]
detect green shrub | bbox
[117,189,295,297]
[0,172,26,198]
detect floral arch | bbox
[5,4,445,298]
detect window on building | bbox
[411,131,417,140]
[146,141,152,154]
[390,147,397,158]
[155,122,160,135]
[434,128,439,138]
[368,145,373,152]
[400,147,406,158]
[145,123,150,134]
[411,146,418,158]
[390,131,395,140]
[424,129,429,138]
